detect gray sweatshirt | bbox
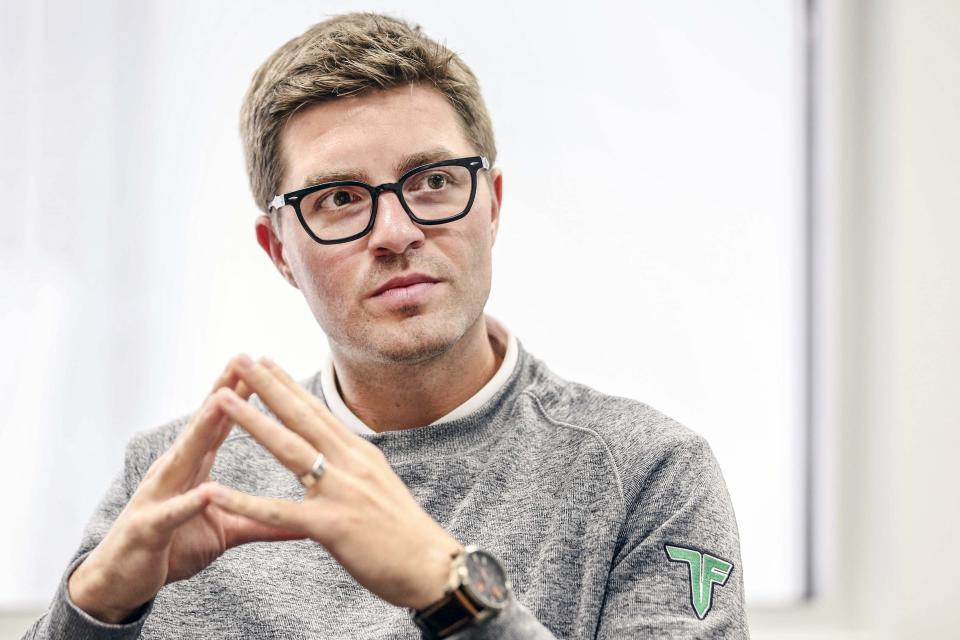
[23,340,748,639]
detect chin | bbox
[362,307,468,365]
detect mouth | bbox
[368,272,441,298]
[369,280,441,306]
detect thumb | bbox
[217,507,307,548]
[152,484,212,533]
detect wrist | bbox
[410,541,464,611]
[68,558,144,624]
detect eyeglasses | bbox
[268,155,490,245]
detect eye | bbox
[317,189,360,209]
[426,173,447,190]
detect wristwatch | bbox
[410,545,513,639]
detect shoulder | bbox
[517,350,719,505]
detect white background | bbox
[0,0,804,612]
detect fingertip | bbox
[212,386,241,408]
[235,353,254,370]
[193,480,218,499]
[234,379,254,400]
[201,392,226,417]
[206,482,234,504]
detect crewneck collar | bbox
[309,339,535,466]
[318,313,519,436]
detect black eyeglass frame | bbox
[268,155,491,245]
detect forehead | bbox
[278,84,474,190]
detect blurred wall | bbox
[750,0,960,637]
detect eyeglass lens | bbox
[297,164,474,241]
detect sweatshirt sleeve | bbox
[595,434,749,639]
[444,599,558,639]
[20,435,156,640]
[449,434,747,640]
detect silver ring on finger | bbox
[299,452,327,489]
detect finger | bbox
[190,449,217,489]
[259,356,355,446]
[151,395,228,494]
[230,354,348,459]
[148,484,211,534]
[190,378,254,487]
[215,387,319,478]
[205,483,311,535]
[153,369,253,493]
[215,507,308,548]
[208,363,238,394]
[175,366,242,453]
[208,377,253,452]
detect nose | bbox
[366,189,426,255]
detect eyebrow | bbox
[299,146,460,189]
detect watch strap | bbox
[412,586,481,639]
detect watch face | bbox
[463,549,511,609]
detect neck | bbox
[330,314,504,433]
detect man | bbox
[24,12,748,640]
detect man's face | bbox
[256,83,502,365]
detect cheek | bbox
[472,189,496,245]
[467,203,495,259]
[287,241,356,302]
[449,214,494,293]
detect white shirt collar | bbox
[319,313,518,435]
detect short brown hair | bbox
[239,12,497,216]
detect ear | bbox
[255,214,299,289]
[487,168,503,247]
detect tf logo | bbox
[664,544,734,620]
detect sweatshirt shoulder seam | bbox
[520,389,627,510]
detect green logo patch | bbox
[664,544,733,620]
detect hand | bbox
[205,354,463,610]
[68,362,305,623]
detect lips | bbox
[369,272,441,298]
